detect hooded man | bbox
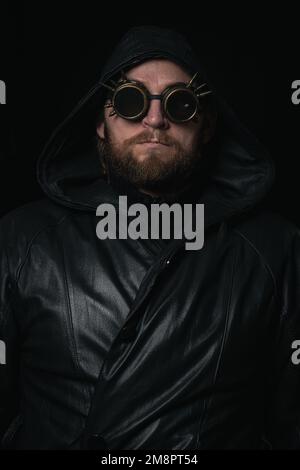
[0,26,300,450]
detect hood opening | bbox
[37,26,275,226]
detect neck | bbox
[108,170,202,207]
[137,181,194,203]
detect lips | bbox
[139,141,169,146]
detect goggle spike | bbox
[120,70,128,83]
[194,82,208,92]
[196,90,213,97]
[99,82,115,92]
[187,72,199,88]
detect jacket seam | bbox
[60,247,85,376]
[60,235,92,417]
[15,214,70,284]
[196,244,238,447]
[233,228,279,306]
[1,244,13,325]
[1,241,20,333]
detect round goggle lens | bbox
[114,86,145,119]
[165,90,198,122]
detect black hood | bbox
[37,25,275,227]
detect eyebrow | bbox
[123,76,189,89]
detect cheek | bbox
[183,122,203,149]
[171,128,200,150]
[106,118,140,145]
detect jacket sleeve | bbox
[264,226,300,449]
[0,225,20,445]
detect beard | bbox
[97,123,203,197]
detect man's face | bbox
[97,59,215,196]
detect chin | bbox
[133,149,174,163]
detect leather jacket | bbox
[0,26,300,450]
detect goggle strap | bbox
[148,94,163,100]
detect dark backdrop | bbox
[0,5,299,226]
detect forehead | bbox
[125,59,192,87]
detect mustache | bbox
[124,131,176,147]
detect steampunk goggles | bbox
[100,72,212,124]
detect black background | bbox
[0,4,299,225]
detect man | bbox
[0,26,300,450]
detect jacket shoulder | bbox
[0,199,71,279]
[0,198,70,240]
[232,208,299,246]
[230,208,300,283]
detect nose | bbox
[142,98,169,130]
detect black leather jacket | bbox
[0,26,300,450]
